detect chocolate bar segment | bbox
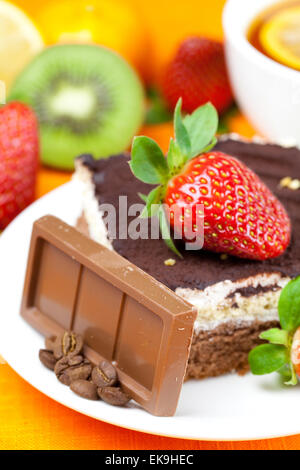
[34,243,81,330]
[73,268,124,360]
[21,216,196,416]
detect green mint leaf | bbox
[277,364,293,381]
[167,138,185,173]
[278,277,300,332]
[131,136,169,185]
[174,98,191,159]
[183,102,218,159]
[249,344,288,375]
[139,186,162,218]
[259,328,289,347]
[159,206,183,258]
[279,363,298,386]
[284,362,298,386]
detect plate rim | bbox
[1,180,299,442]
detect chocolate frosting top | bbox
[79,139,300,291]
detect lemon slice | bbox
[260,5,300,70]
[0,1,44,92]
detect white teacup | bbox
[223,0,300,146]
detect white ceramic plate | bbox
[0,181,299,441]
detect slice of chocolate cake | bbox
[74,137,300,379]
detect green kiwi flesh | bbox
[9,44,145,170]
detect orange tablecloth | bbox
[1,0,299,451]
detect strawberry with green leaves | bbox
[130,99,291,260]
[249,277,300,386]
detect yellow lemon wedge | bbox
[34,0,148,79]
[260,5,300,70]
[0,1,43,92]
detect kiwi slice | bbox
[9,44,144,170]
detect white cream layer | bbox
[74,161,112,250]
[176,274,289,331]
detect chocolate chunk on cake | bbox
[74,137,300,379]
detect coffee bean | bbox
[68,355,84,367]
[52,332,83,360]
[39,349,57,371]
[70,380,98,400]
[66,362,92,384]
[98,386,131,407]
[39,333,131,410]
[91,360,117,387]
[54,356,69,377]
[55,356,92,385]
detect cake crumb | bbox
[280,176,292,188]
[164,258,176,266]
[280,176,300,190]
[289,179,300,190]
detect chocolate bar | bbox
[20,216,196,416]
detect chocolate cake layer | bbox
[78,138,300,292]
[186,319,279,379]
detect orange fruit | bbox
[33,0,149,79]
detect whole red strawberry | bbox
[0,102,39,230]
[162,37,233,114]
[130,99,291,260]
[165,151,290,260]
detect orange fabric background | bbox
[1,0,299,450]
